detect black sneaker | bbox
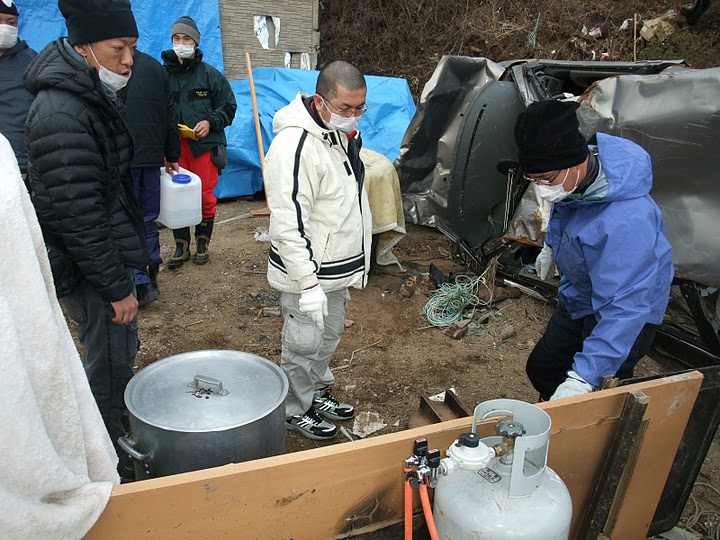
[313,387,355,421]
[286,407,337,440]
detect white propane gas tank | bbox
[433,399,572,540]
[157,167,202,229]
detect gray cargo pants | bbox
[280,289,347,418]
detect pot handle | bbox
[118,436,150,462]
[189,374,229,395]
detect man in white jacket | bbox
[265,61,372,440]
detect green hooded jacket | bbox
[162,48,237,157]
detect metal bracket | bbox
[577,390,651,539]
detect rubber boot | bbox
[148,263,160,289]
[193,218,214,265]
[138,264,160,307]
[167,227,191,269]
[137,283,159,307]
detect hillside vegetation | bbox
[320,0,720,97]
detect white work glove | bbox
[535,243,556,281]
[550,371,595,400]
[299,285,328,329]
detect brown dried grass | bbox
[320,0,720,98]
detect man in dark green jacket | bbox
[162,16,236,268]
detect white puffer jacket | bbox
[265,93,372,293]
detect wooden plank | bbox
[85,372,702,540]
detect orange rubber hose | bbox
[419,483,440,540]
[404,468,413,540]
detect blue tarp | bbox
[220,68,416,199]
[15,0,224,71]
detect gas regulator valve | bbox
[440,431,494,476]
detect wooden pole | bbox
[246,52,271,217]
[633,13,638,62]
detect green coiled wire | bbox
[423,275,490,327]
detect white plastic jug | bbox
[157,167,202,229]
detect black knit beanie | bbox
[58,0,138,46]
[171,15,200,45]
[514,100,588,174]
[0,0,18,16]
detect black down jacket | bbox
[24,39,148,302]
[119,50,181,168]
[0,39,37,172]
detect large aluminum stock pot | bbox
[119,350,288,479]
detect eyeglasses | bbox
[320,96,368,118]
[522,170,561,186]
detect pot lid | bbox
[125,350,288,432]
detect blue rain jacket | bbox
[547,133,674,387]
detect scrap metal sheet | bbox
[397,56,504,227]
[399,55,720,289]
[578,67,720,288]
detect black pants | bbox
[62,274,138,458]
[526,303,658,400]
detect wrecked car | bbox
[397,56,720,355]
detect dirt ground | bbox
[113,196,718,536]
[137,198,553,424]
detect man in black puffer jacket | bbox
[119,49,181,306]
[24,0,147,478]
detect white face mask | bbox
[0,24,18,50]
[88,45,131,92]
[173,43,195,59]
[536,169,581,203]
[327,112,360,134]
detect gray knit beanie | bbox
[171,15,200,45]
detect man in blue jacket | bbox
[514,100,674,401]
[0,0,36,184]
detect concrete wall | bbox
[218,0,320,81]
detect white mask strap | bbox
[559,168,570,185]
[88,45,101,67]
